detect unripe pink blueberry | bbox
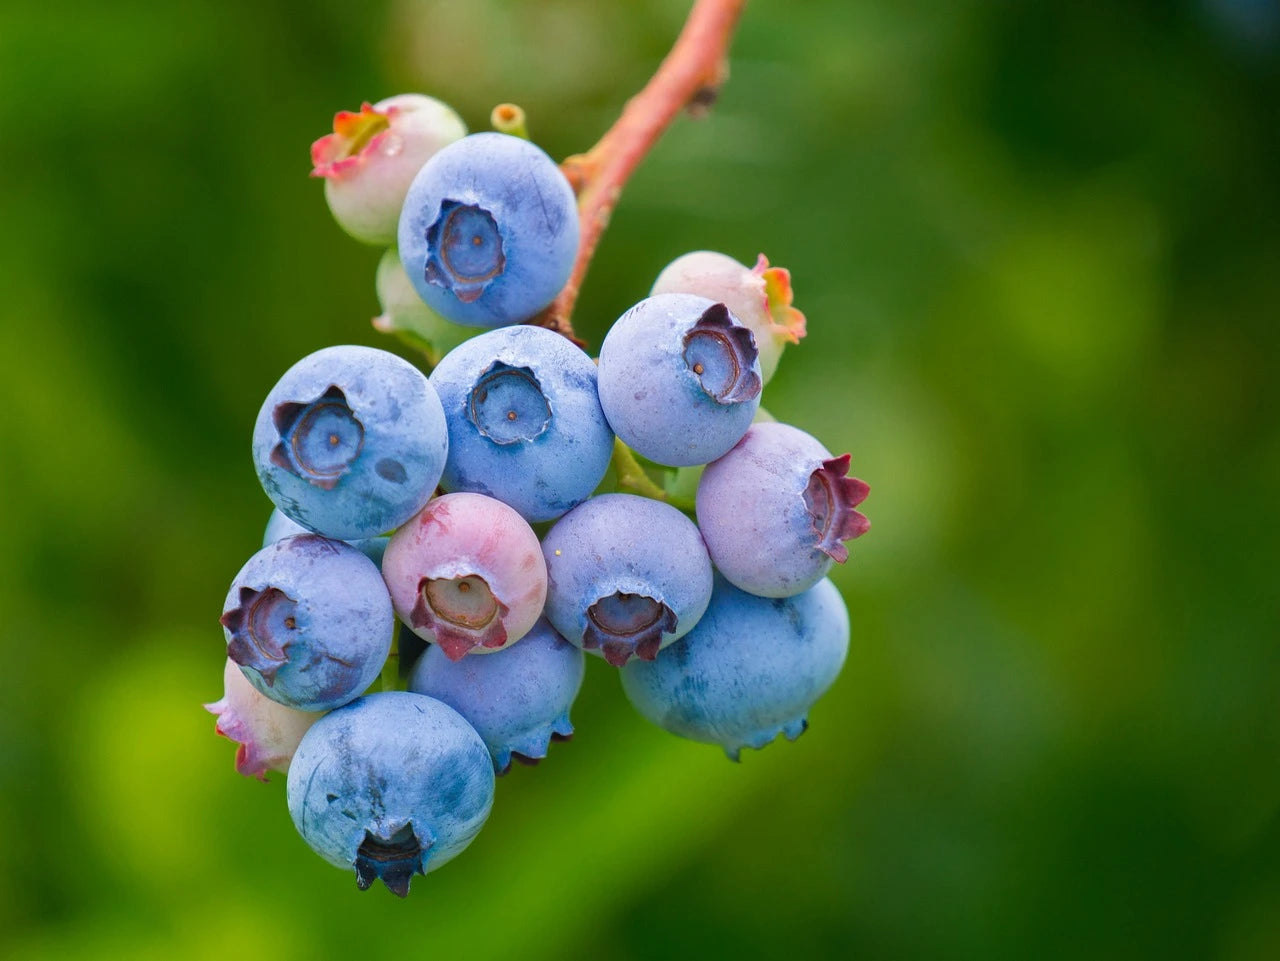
[651,251,805,384]
[382,493,547,661]
[312,94,467,245]
[204,658,322,781]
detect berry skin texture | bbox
[597,293,762,467]
[312,94,467,246]
[621,575,850,761]
[263,507,389,568]
[287,691,494,897]
[408,617,584,774]
[252,345,448,540]
[697,422,870,598]
[204,657,322,781]
[651,251,806,385]
[382,493,548,661]
[429,325,614,523]
[541,493,713,667]
[220,534,394,711]
[398,132,579,327]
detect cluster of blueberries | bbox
[206,94,870,897]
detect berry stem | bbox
[537,0,748,340]
[380,630,403,692]
[611,439,670,503]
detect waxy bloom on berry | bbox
[312,94,467,246]
[622,576,850,761]
[287,692,494,897]
[697,423,869,598]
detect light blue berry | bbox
[429,325,614,522]
[398,133,578,327]
[597,293,761,467]
[697,422,870,598]
[620,575,850,761]
[287,691,494,896]
[252,345,447,540]
[220,534,393,711]
[409,617,584,774]
[541,494,713,667]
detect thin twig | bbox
[535,0,748,340]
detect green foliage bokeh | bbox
[1,0,1277,958]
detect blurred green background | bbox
[2,0,1278,957]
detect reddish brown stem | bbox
[534,0,748,341]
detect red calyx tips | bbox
[311,102,394,179]
[752,254,806,344]
[410,575,509,661]
[802,454,870,563]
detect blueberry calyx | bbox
[801,454,871,563]
[310,101,391,179]
[424,200,505,304]
[270,385,365,491]
[221,586,298,683]
[410,575,510,660]
[354,823,431,898]
[468,362,552,445]
[681,303,762,405]
[583,592,678,667]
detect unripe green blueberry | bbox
[372,248,474,366]
[312,94,467,245]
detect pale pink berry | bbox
[382,493,548,661]
[311,93,466,245]
[651,251,806,384]
[204,658,322,781]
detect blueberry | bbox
[697,422,870,598]
[286,691,494,896]
[541,493,713,667]
[429,325,614,522]
[312,94,467,246]
[252,345,448,540]
[398,132,579,327]
[620,575,850,761]
[263,507,389,568]
[408,617,584,774]
[651,251,806,385]
[220,534,394,711]
[382,493,548,660]
[597,293,762,466]
[204,657,322,781]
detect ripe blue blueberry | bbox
[596,293,762,466]
[287,691,494,897]
[220,534,394,711]
[263,507,389,568]
[620,575,850,761]
[398,132,579,327]
[428,325,614,522]
[408,617,584,774]
[541,493,713,667]
[252,345,447,540]
[697,422,870,598]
